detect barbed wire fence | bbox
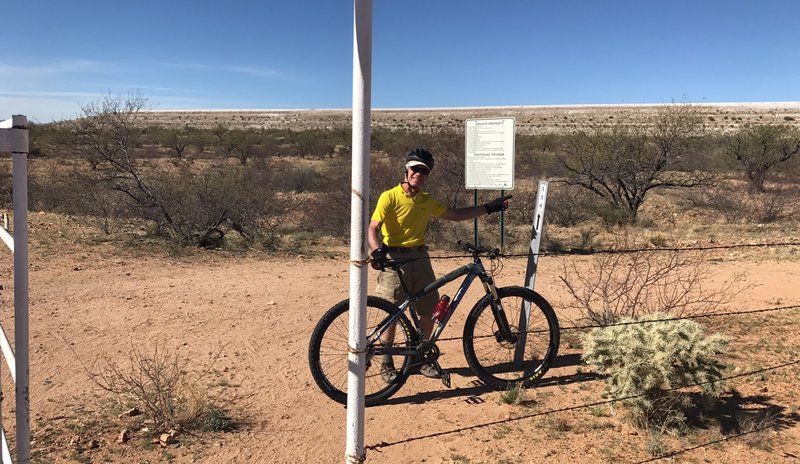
[366,359,800,451]
[363,240,800,461]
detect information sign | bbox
[465,117,515,190]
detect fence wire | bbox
[407,239,800,263]
[434,303,800,343]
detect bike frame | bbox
[367,256,512,357]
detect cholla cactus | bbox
[582,313,728,430]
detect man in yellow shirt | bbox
[368,148,510,380]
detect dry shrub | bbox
[146,159,278,247]
[750,187,796,223]
[560,238,742,325]
[273,162,319,193]
[91,343,235,433]
[543,183,595,227]
[688,184,748,223]
[739,407,780,451]
[306,155,396,237]
[689,181,798,224]
[31,158,280,248]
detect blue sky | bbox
[2,1,799,122]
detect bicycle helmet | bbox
[405,148,434,172]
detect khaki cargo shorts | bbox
[375,247,439,318]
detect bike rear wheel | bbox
[308,296,416,406]
[463,286,560,389]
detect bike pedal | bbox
[441,372,451,388]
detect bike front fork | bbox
[490,297,519,344]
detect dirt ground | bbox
[2,214,800,464]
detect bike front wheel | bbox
[308,296,417,406]
[463,286,560,389]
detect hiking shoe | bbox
[380,357,398,383]
[413,362,442,379]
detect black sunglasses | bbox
[409,165,430,175]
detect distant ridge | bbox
[142,102,800,135]
[147,101,800,114]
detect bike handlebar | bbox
[458,240,501,259]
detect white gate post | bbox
[345,1,372,463]
[514,180,548,365]
[0,114,31,464]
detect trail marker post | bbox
[514,180,548,365]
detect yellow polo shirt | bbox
[371,184,447,247]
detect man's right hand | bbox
[370,246,388,271]
[484,195,513,214]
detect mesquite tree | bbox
[559,104,708,223]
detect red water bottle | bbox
[432,295,451,323]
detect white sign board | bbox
[465,117,515,190]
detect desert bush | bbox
[306,154,394,237]
[582,313,729,431]
[150,126,195,158]
[515,134,568,179]
[91,343,235,433]
[294,129,346,158]
[146,160,278,247]
[739,407,780,451]
[27,121,74,158]
[370,128,435,156]
[29,161,136,233]
[224,129,261,164]
[687,183,748,223]
[60,93,282,247]
[544,184,595,227]
[750,188,794,223]
[274,163,319,193]
[560,240,740,325]
[645,429,668,457]
[724,124,800,192]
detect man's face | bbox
[406,164,429,188]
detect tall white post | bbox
[12,149,30,464]
[346,1,372,463]
[0,115,31,464]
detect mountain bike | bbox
[308,242,560,406]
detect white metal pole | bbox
[346,1,372,463]
[12,115,31,464]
